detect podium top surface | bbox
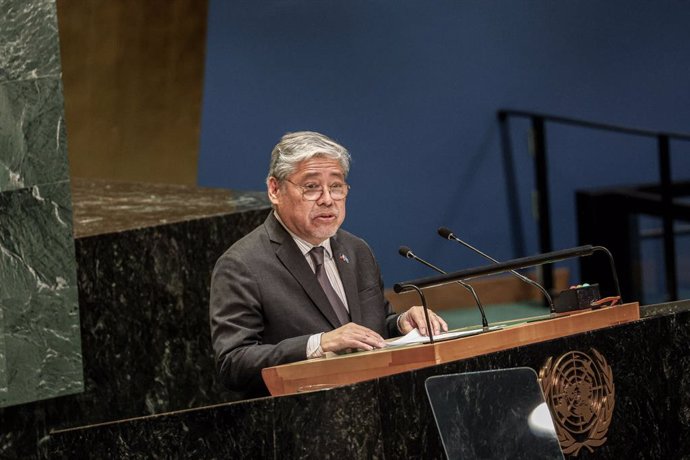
[262,302,641,397]
[640,298,690,319]
[71,179,270,237]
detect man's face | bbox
[268,157,347,245]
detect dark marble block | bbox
[45,302,690,459]
[48,396,275,460]
[43,181,272,431]
[49,383,384,460]
[1,180,272,458]
[273,383,385,459]
[377,307,690,460]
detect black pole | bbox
[531,117,553,301]
[657,135,678,300]
[498,111,526,258]
[396,284,434,344]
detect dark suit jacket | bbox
[210,213,399,398]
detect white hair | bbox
[266,131,351,183]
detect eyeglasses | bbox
[285,179,350,201]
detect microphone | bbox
[398,246,489,329]
[394,245,596,293]
[437,227,555,312]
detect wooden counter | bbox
[262,302,640,396]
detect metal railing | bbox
[498,109,690,301]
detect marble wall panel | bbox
[0,78,69,192]
[0,0,82,412]
[0,306,5,394]
[0,181,82,408]
[0,0,61,82]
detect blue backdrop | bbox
[198,0,690,292]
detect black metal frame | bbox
[498,109,690,301]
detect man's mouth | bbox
[314,213,337,222]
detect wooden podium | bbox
[262,302,640,396]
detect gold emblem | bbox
[539,349,615,456]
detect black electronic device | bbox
[554,284,601,313]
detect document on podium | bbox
[385,326,501,347]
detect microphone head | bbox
[398,246,414,259]
[437,227,454,240]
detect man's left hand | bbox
[397,306,448,336]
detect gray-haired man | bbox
[210,131,447,398]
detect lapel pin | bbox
[339,253,350,264]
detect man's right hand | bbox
[320,323,386,353]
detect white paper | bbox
[385,326,501,347]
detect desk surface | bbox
[262,302,640,396]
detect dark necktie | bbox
[309,246,350,326]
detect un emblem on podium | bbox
[538,349,615,456]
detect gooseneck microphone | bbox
[398,246,489,329]
[438,227,555,312]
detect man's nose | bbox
[316,187,334,205]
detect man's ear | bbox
[267,177,280,205]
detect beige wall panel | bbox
[56,0,208,184]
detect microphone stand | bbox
[394,245,624,309]
[593,246,622,301]
[438,228,555,313]
[400,247,490,330]
[396,284,434,344]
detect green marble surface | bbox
[0,0,83,408]
[0,304,6,394]
[0,181,83,407]
[0,78,69,192]
[0,0,61,82]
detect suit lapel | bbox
[265,214,342,329]
[331,234,362,324]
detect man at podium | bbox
[210,131,447,398]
